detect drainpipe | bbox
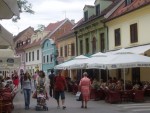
[104,23,109,52]
[74,31,78,56]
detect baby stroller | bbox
[35,81,48,111]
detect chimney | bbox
[71,19,75,25]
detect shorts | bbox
[54,91,65,100]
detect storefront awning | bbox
[107,44,150,55]
[0,24,14,49]
[0,0,19,19]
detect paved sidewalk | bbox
[12,89,150,113]
[12,88,124,113]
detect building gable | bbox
[105,0,150,22]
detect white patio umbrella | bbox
[69,52,107,69]
[54,55,88,70]
[0,24,14,49]
[87,48,150,90]
[0,0,19,19]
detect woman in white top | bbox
[22,72,32,110]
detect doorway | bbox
[132,67,140,84]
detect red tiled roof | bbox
[14,27,34,41]
[44,19,66,31]
[106,0,150,21]
[24,38,42,49]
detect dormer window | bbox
[96,4,100,16]
[84,11,88,21]
[125,0,133,6]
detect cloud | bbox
[0,0,94,35]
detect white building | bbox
[24,31,47,75]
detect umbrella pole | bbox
[107,69,108,85]
[99,69,101,81]
[123,68,126,90]
[81,69,82,78]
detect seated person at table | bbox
[91,78,100,90]
[133,80,142,90]
[115,80,123,91]
[132,84,140,90]
[100,82,107,90]
[112,77,117,83]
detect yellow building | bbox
[57,30,77,80]
[105,0,150,82]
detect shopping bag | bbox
[76,91,82,101]
[32,91,37,99]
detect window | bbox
[114,28,121,46]
[26,53,28,62]
[71,43,75,56]
[130,23,138,43]
[37,50,39,60]
[43,56,45,63]
[84,11,88,21]
[47,55,49,63]
[65,45,68,57]
[96,4,100,16]
[29,52,31,61]
[85,38,89,54]
[32,51,34,61]
[80,40,83,55]
[125,0,132,6]
[68,44,71,56]
[60,47,63,57]
[100,33,105,52]
[21,54,25,62]
[50,54,53,62]
[92,37,96,54]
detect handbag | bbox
[76,91,81,96]
[32,91,37,99]
[76,91,82,101]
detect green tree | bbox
[12,0,34,22]
[36,24,45,32]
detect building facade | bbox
[42,39,56,75]
[41,18,74,75]
[14,27,35,71]
[74,0,120,56]
[105,0,150,82]
[24,30,50,74]
[57,30,76,63]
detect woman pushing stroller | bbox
[35,70,48,111]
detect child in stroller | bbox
[35,81,48,111]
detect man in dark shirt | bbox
[54,71,67,109]
[48,69,55,97]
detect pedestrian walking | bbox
[13,70,19,88]
[36,70,47,88]
[22,72,32,110]
[79,72,91,109]
[33,70,39,89]
[48,69,55,97]
[20,69,24,89]
[54,71,67,109]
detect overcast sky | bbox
[0,0,94,36]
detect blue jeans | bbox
[23,89,31,108]
[34,80,37,89]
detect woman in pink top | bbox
[79,72,91,108]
